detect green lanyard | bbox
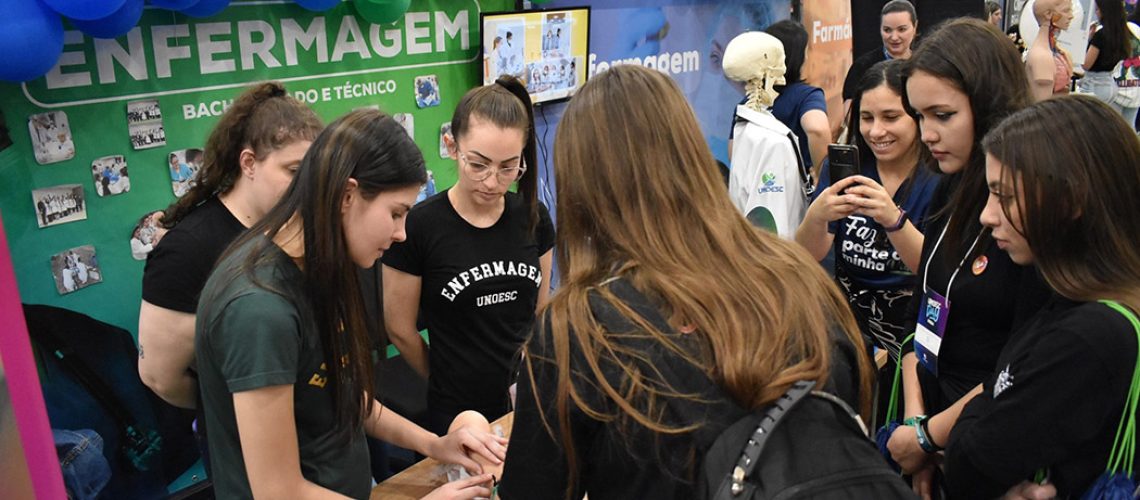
[1097,300,1140,479]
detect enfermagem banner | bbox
[0,0,512,334]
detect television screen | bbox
[480,7,590,105]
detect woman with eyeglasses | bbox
[383,76,554,436]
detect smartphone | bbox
[828,144,860,188]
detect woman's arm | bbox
[844,179,925,271]
[885,221,925,273]
[382,265,429,378]
[795,177,862,261]
[800,109,831,181]
[1082,45,1100,72]
[138,300,198,409]
[363,399,507,475]
[233,385,351,499]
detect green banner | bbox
[0,0,512,335]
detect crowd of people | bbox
[125,2,1140,500]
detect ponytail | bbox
[451,76,541,237]
[161,81,322,228]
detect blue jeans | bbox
[1079,71,1140,130]
[53,429,111,500]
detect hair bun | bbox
[267,83,287,98]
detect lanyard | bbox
[922,217,985,303]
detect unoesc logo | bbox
[758,172,785,193]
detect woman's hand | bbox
[911,464,936,500]
[886,424,932,474]
[1003,481,1057,500]
[805,176,863,224]
[844,176,902,227]
[428,427,509,475]
[421,474,495,500]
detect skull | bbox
[723,31,787,109]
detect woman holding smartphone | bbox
[796,59,940,361]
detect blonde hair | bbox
[528,65,871,494]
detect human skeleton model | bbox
[724,31,810,240]
[1026,0,1075,101]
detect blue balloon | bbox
[71,0,144,39]
[149,0,199,10]
[179,0,228,17]
[43,0,126,21]
[295,0,341,12]
[0,0,64,82]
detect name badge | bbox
[914,287,949,377]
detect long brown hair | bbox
[901,17,1031,254]
[161,81,322,228]
[529,65,870,492]
[206,109,426,438]
[450,75,540,236]
[983,95,1140,312]
[1094,0,1131,67]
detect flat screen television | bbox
[480,7,590,105]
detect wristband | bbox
[914,415,943,453]
[885,206,908,233]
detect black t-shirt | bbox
[142,196,246,313]
[902,177,1051,413]
[1088,29,1123,72]
[947,297,1138,499]
[498,278,862,500]
[196,237,370,499]
[843,47,890,101]
[381,191,554,422]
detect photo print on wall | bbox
[28,111,75,165]
[416,170,437,204]
[130,210,167,260]
[439,122,452,159]
[32,184,86,228]
[127,99,166,150]
[394,113,415,139]
[168,148,203,198]
[49,245,102,295]
[415,75,441,108]
[91,155,130,197]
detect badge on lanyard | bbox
[914,287,950,377]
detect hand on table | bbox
[422,474,494,500]
[429,427,509,475]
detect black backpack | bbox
[699,380,917,500]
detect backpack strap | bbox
[717,380,817,499]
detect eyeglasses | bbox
[459,151,526,183]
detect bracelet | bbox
[885,206,908,233]
[914,415,943,453]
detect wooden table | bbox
[370,412,514,500]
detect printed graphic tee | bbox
[383,191,555,423]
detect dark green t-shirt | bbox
[195,237,370,499]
